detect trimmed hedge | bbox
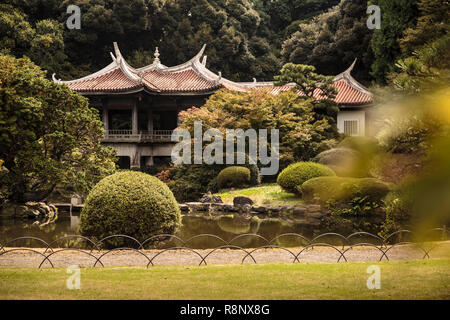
[79,171,181,243]
[169,162,260,202]
[217,166,251,189]
[277,162,335,194]
[300,176,390,204]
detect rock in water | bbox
[233,196,253,207]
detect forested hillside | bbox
[1,0,447,85]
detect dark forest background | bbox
[0,0,434,85]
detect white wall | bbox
[337,110,366,136]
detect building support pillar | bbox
[147,110,153,133]
[132,104,138,135]
[102,108,109,132]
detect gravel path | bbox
[0,242,448,268]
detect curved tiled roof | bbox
[64,68,142,93]
[241,59,373,106]
[143,69,221,93]
[55,44,372,105]
[333,79,372,105]
[56,43,241,95]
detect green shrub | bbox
[300,176,390,204]
[169,162,260,202]
[217,166,251,189]
[79,171,181,243]
[277,162,335,194]
[380,183,417,237]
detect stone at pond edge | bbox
[239,204,252,214]
[306,204,321,213]
[199,192,223,204]
[233,196,253,207]
[293,207,306,217]
[252,206,267,214]
[0,201,59,220]
[184,202,211,212]
[305,211,326,219]
[179,204,189,212]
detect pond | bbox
[0,214,326,249]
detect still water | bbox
[0,215,321,249]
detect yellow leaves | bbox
[71,148,83,160]
[431,87,450,123]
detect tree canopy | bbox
[0,55,116,202]
[2,0,447,85]
[178,88,336,169]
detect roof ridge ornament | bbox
[334,58,358,81]
[344,58,357,75]
[138,71,145,84]
[113,42,122,60]
[334,58,371,95]
[153,47,160,64]
[52,73,62,84]
[196,44,206,62]
[110,52,118,65]
[118,56,140,83]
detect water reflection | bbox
[0,214,321,249]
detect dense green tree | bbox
[400,0,449,55]
[388,0,449,92]
[256,0,339,40]
[178,88,337,170]
[0,4,67,77]
[370,0,419,84]
[390,35,450,93]
[282,0,374,83]
[274,63,337,100]
[274,63,339,138]
[153,0,279,81]
[0,55,116,203]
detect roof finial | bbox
[154,47,160,64]
[52,73,61,84]
[345,58,357,75]
[113,42,122,60]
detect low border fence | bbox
[0,228,447,268]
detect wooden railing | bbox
[103,130,174,142]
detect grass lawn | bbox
[215,183,303,206]
[1,259,449,299]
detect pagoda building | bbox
[54,43,373,169]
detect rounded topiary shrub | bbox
[300,176,390,204]
[79,171,181,243]
[276,162,335,194]
[217,166,251,189]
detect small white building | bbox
[241,59,374,137]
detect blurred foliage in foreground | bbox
[377,88,450,237]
